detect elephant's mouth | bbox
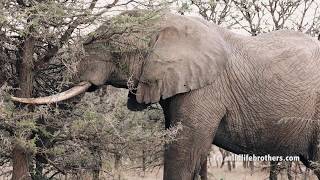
[87,84,99,92]
[11,81,92,104]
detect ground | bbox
[125,147,318,180]
[127,164,317,180]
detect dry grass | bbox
[123,148,319,180]
[124,164,317,180]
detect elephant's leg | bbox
[309,95,320,179]
[313,140,320,180]
[163,129,215,180]
[199,157,208,180]
[300,156,320,180]
[309,149,320,180]
[314,169,320,180]
[161,93,226,180]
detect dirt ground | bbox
[126,165,317,180]
[124,147,317,180]
[125,162,317,180]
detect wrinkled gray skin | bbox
[79,11,320,180]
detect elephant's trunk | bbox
[11,81,91,104]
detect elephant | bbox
[11,10,320,180]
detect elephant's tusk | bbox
[11,81,92,104]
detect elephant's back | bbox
[231,30,320,92]
[244,30,320,64]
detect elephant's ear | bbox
[136,22,228,104]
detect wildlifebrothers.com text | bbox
[212,154,300,162]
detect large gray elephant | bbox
[12,10,320,180]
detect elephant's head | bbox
[11,11,228,107]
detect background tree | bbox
[177,0,320,37]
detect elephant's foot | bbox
[311,162,320,180]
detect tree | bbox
[0,0,174,179]
[178,0,320,37]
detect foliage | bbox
[83,10,163,77]
[177,0,320,37]
[88,10,161,52]
[0,0,174,179]
[25,87,181,178]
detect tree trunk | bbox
[232,159,236,169]
[12,36,34,180]
[114,153,122,180]
[287,162,293,180]
[219,149,226,168]
[249,161,254,175]
[227,160,232,171]
[243,160,248,168]
[34,158,44,179]
[303,168,309,180]
[92,148,101,180]
[92,169,99,180]
[12,144,31,180]
[142,150,146,177]
[0,73,5,88]
[270,161,278,180]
